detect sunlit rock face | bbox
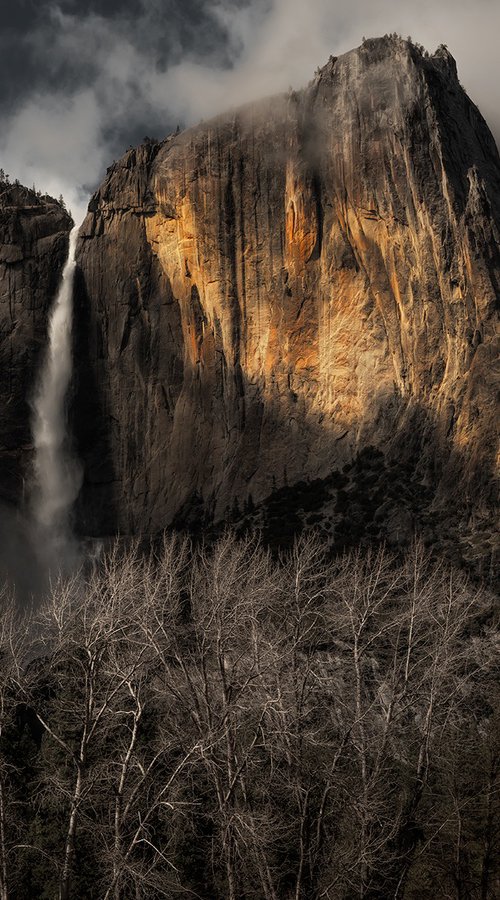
[0,183,72,507]
[75,36,500,537]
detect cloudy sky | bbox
[1,0,498,222]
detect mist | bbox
[0,503,46,603]
[0,0,498,219]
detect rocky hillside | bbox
[0,182,72,507]
[74,36,499,559]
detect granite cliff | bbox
[0,182,72,508]
[74,36,499,561]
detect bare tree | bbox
[26,546,155,900]
[95,535,203,900]
[149,532,284,900]
[4,532,497,899]
[0,591,30,900]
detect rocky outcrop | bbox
[74,36,499,543]
[0,182,72,507]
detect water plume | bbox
[31,225,82,571]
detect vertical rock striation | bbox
[0,182,72,508]
[75,37,500,540]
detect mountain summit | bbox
[1,37,498,570]
[73,36,499,565]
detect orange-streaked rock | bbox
[74,37,499,538]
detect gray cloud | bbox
[0,0,498,222]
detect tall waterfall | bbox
[31,225,82,569]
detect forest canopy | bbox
[0,534,498,899]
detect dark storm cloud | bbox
[0,2,136,109]
[3,1,256,87]
[0,0,498,221]
[0,0,238,116]
[0,0,258,217]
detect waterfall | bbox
[31,225,82,569]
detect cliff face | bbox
[0,183,72,507]
[75,37,500,539]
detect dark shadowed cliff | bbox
[74,37,499,560]
[0,182,72,507]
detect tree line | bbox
[0,534,498,898]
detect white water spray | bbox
[31,225,82,569]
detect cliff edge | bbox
[0,182,72,508]
[75,37,500,564]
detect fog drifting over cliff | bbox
[0,0,498,220]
